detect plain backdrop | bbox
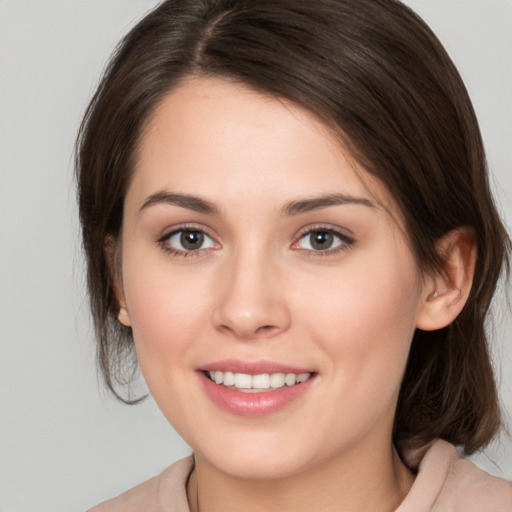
[0,1,511,510]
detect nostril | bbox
[217,322,280,340]
[256,325,274,332]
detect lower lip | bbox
[198,372,315,417]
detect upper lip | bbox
[199,359,314,375]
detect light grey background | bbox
[0,1,511,510]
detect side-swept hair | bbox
[76,0,510,454]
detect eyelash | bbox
[293,226,355,257]
[157,225,355,258]
[157,225,217,258]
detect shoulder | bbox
[87,457,194,512]
[438,449,512,511]
[398,440,512,512]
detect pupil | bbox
[180,231,204,250]
[311,231,333,250]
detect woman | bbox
[77,0,512,510]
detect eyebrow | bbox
[139,191,375,217]
[282,194,376,216]
[139,192,220,215]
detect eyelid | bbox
[157,219,218,236]
[157,223,220,257]
[291,224,355,254]
[293,223,354,241]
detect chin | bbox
[204,449,313,480]
[191,427,335,481]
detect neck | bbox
[187,437,414,512]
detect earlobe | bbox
[416,227,477,331]
[105,235,132,327]
[118,306,131,326]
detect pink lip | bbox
[197,360,316,417]
[200,359,312,375]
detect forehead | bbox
[129,77,399,217]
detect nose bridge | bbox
[212,241,290,339]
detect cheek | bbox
[122,257,214,429]
[122,252,212,370]
[301,247,421,391]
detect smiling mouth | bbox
[205,370,313,393]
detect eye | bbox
[295,228,353,253]
[160,228,217,254]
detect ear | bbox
[105,235,131,327]
[416,227,477,331]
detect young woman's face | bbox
[118,77,428,479]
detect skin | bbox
[115,77,474,512]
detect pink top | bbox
[89,440,512,511]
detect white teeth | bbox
[207,370,312,391]
[285,373,297,386]
[270,372,286,389]
[234,373,252,389]
[297,373,310,383]
[223,371,235,386]
[253,373,271,388]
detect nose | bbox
[212,250,291,340]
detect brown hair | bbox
[76,0,510,454]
